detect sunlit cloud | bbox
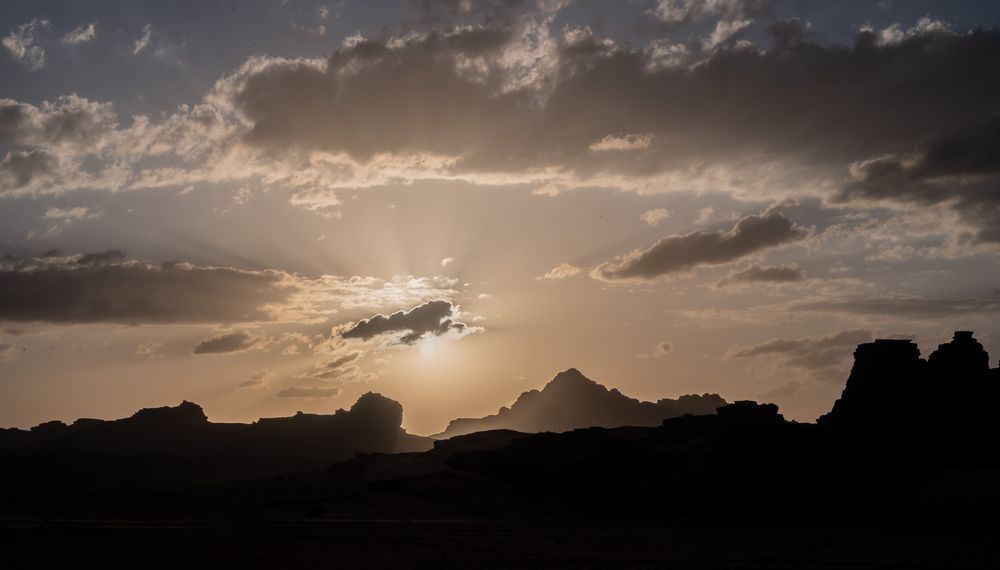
[62,22,97,45]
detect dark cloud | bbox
[650,0,772,26]
[232,27,525,164]
[305,352,362,379]
[837,118,1000,242]
[727,329,873,370]
[593,211,806,281]
[76,249,125,266]
[0,149,59,191]
[715,263,803,287]
[0,251,291,324]
[276,386,340,399]
[340,299,467,344]
[192,331,258,355]
[223,25,1000,186]
[0,95,116,148]
[794,297,1000,320]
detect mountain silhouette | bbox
[0,391,432,483]
[5,331,1000,570]
[434,367,726,438]
[306,331,1000,527]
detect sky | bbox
[3,0,1000,435]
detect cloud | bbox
[874,17,953,47]
[702,18,754,51]
[0,251,290,324]
[276,386,340,398]
[0,251,461,325]
[0,150,60,192]
[44,206,100,221]
[132,24,153,55]
[209,21,1000,222]
[238,369,273,388]
[837,118,1000,243]
[637,341,672,360]
[694,207,716,225]
[649,0,771,25]
[727,329,873,382]
[640,208,670,226]
[297,352,363,380]
[538,262,581,280]
[440,257,454,267]
[28,206,104,240]
[0,95,118,151]
[288,187,342,218]
[3,19,49,70]
[1,17,997,244]
[0,343,17,363]
[793,297,1000,320]
[192,331,261,355]
[224,28,527,164]
[589,133,653,152]
[339,299,473,345]
[715,263,803,287]
[0,11,994,260]
[592,211,807,281]
[62,23,97,45]
[135,342,165,359]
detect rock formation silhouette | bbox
[4,331,1000,569]
[819,330,999,432]
[4,330,1000,531]
[317,331,1000,523]
[434,368,726,438]
[0,392,432,483]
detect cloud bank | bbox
[593,211,806,281]
[340,300,474,345]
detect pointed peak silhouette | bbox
[435,368,726,438]
[552,367,589,381]
[544,368,605,394]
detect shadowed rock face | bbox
[820,331,998,430]
[819,339,926,428]
[435,368,726,439]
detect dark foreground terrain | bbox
[3,331,1000,568]
[3,518,998,569]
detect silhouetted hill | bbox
[0,392,433,483]
[435,368,726,438]
[4,332,1000,568]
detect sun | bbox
[416,335,440,360]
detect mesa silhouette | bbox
[436,367,726,438]
[0,392,432,484]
